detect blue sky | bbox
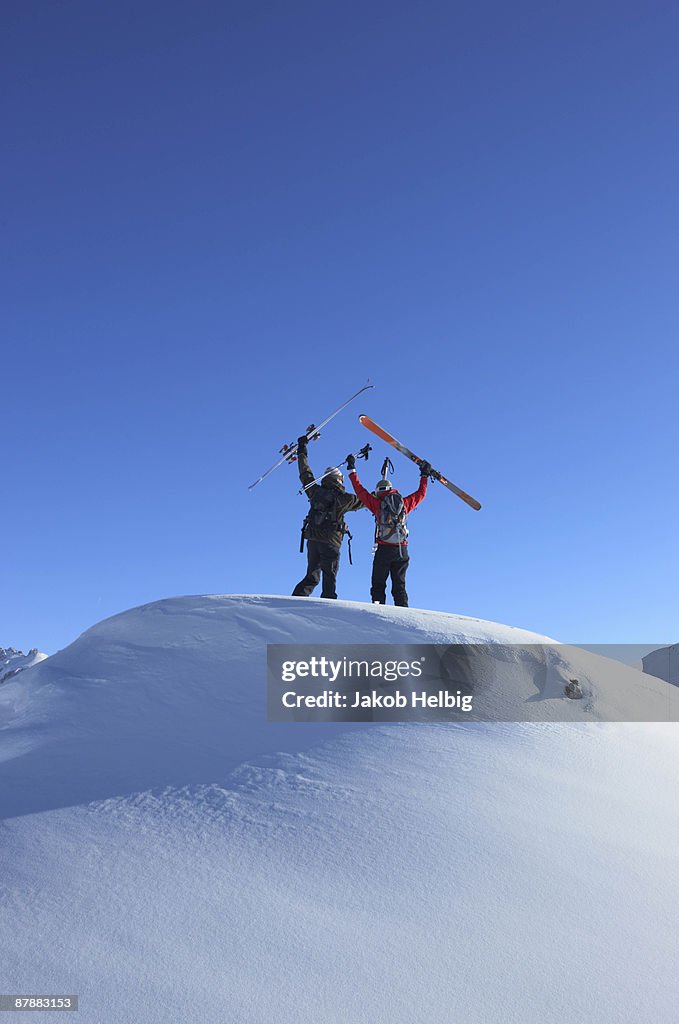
[3,1,678,653]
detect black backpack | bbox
[307,486,343,535]
[300,486,353,561]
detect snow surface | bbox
[642,643,679,686]
[1,596,678,1024]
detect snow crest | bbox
[1,596,678,1024]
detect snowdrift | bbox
[1,596,678,1024]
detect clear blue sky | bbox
[3,1,677,653]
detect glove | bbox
[346,453,356,471]
[296,435,308,454]
[419,460,432,478]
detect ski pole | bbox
[380,456,395,479]
[248,382,375,490]
[299,444,372,494]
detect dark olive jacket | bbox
[298,452,363,550]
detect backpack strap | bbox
[299,488,352,558]
[344,523,353,565]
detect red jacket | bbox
[349,470,428,545]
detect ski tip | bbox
[461,494,482,511]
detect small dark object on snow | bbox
[565,679,583,700]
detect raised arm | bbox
[403,474,428,514]
[294,435,318,495]
[348,469,380,516]
[296,450,313,484]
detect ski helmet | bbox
[375,478,392,493]
[324,466,344,485]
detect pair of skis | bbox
[249,385,481,510]
[248,384,375,490]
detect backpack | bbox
[300,486,352,559]
[376,491,408,547]
[306,486,343,534]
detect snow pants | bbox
[293,540,340,599]
[371,544,409,607]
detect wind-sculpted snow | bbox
[0,596,567,818]
[1,596,678,1024]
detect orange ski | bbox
[359,414,481,511]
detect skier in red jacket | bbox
[346,454,431,607]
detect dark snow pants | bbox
[293,540,340,599]
[371,544,410,607]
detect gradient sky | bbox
[3,1,678,653]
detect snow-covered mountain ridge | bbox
[0,645,47,684]
[1,595,677,1024]
[642,643,679,686]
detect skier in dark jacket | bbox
[292,435,364,600]
[347,455,430,607]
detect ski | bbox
[358,414,482,511]
[248,384,375,490]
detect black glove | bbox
[346,453,356,471]
[419,460,432,478]
[296,435,308,454]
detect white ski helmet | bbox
[324,466,344,485]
